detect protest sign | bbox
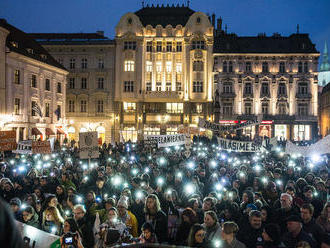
[285,135,330,157]
[217,137,261,152]
[79,131,99,159]
[199,118,262,132]
[16,221,60,248]
[32,140,52,154]
[0,130,17,151]
[144,134,186,148]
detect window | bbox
[146,61,152,72]
[304,62,308,73]
[146,41,152,52]
[228,61,233,73]
[262,62,269,73]
[298,62,303,73]
[176,63,182,73]
[97,100,104,113]
[166,61,172,72]
[81,100,87,112]
[81,58,87,69]
[262,102,269,114]
[298,82,308,95]
[69,78,75,89]
[246,62,252,73]
[146,82,152,91]
[68,100,75,113]
[244,102,252,115]
[193,103,202,114]
[193,81,203,93]
[31,101,37,116]
[45,103,50,117]
[223,61,227,72]
[166,82,171,91]
[57,83,62,93]
[14,98,20,115]
[98,58,104,69]
[244,82,253,95]
[57,105,61,119]
[97,78,104,89]
[278,83,286,96]
[176,42,182,52]
[124,41,136,50]
[298,103,308,116]
[294,125,310,141]
[166,103,183,113]
[191,40,205,49]
[156,42,162,52]
[31,75,37,88]
[261,83,269,96]
[279,62,285,73]
[14,69,20,84]
[156,82,162,91]
[81,78,87,89]
[223,103,232,115]
[45,79,50,91]
[176,82,182,91]
[124,61,135,71]
[124,81,134,92]
[123,102,136,112]
[156,61,162,72]
[223,82,233,93]
[193,61,204,71]
[166,42,172,52]
[146,72,151,81]
[278,103,287,115]
[69,58,75,69]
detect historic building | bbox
[30,32,116,143]
[318,41,330,87]
[320,83,330,137]
[114,4,214,142]
[213,29,320,141]
[0,19,68,142]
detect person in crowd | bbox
[237,210,263,248]
[73,204,95,248]
[316,202,330,233]
[187,223,208,247]
[262,223,282,248]
[9,197,22,221]
[139,222,158,243]
[202,210,222,244]
[41,206,64,235]
[61,218,84,248]
[175,207,198,245]
[22,205,39,228]
[143,194,167,243]
[221,221,246,248]
[116,195,138,237]
[55,185,67,207]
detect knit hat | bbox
[117,196,128,209]
[264,223,281,245]
[286,215,302,223]
[10,197,21,207]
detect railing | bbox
[296,93,312,99]
[220,92,236,98]
[144,91,183,99]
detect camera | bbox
[62,232,77,247]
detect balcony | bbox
[144,91,183,100]
[277,93,288,98]
[296,93,312,99]
[243,92,254,98]
[295,115,317,121]
[260,93,270,98]
[220,92,236,98]
[263,114,295,121]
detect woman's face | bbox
[146,198,155,210]
[261,209,268,222]
[194,229,205,244]
[108,210,117,221]
[27,196,33,205]
[22,211,33,222]
[49,197,58,207]
[45,211,54,221]
[143,229,152,240]
[56,186,63,195]
[87,193,94,202]
[242,193,248,203]
[34,189,41,197]
[193,200,199,210]
[204,214,215,227]
[63,221,70,233]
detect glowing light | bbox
[187,161,195,169]
[18,166,25,172]
[214,239,222,248]
[239,172,245,178]
[135,191,143,199]
[44,155,50,161]
[144,167,150,173]
[215,183,222,191]
[65,210,70,216]
[311,154,321,163]
[20,203,27,210]
[82,164,88,170]
[157,177,164,186]
[176,172,182,178]
[51,226,57,234]
[254,165,261,172]
[10,160,15,165]
[184,183,195,195]
[104,194,108,199]
[210,160,217,168]
[131,168,138,175]
[159,157,166,165]
[112,175,122,186]
[276,180,282,186]
[77,196,83,203]
[262,177,268,184]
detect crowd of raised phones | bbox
[0,135,329,248]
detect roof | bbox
[135,4,195,27]
[213,33,319,54]
[321,82,330,95]
[0,19,66,71]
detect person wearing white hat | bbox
[117,196,138,237]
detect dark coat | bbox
[143,210,168,243]
[76,215,95,248]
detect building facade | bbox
[320,83,330,137]
[318,41,330,87]
[114,5,214,142]
[0,19,68,142]
[213,30,319,141]
[31,33,116,144]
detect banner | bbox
[16,221,60,248]
[0,131,17,151]
[144,134,186,148]
[32,140,52,154]
[79,131,99,159]
[285,135,330,157]
[217,137,261,152]
[198,118,262,132]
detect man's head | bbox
[303,185,314,200]
[300,203,314,223]
[96,177,105,189]
[249,210,262,230]
[73,204,86,221]
[280,193,293,209]
[10,197,21,213]
[202,197,215,212]
[286,215,302,234]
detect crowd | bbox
[0,135,329,248]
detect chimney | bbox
[217,18,222,31]
[212,14,215,27]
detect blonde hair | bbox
[144,194,161,213]
[42,206,64,226]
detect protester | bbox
[187,223,208,247]
[221,221,246,248]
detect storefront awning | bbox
[57,128,65,135]
[45,128,55,136]
[31,127,42,136]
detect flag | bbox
[32,103,43,117]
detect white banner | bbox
[16,221,60,248]
[285,135,330,157]
[79,131,99,159]
[199,118,262,132]
[217,137,261,152]
[144,134,186,148]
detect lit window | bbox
[166,103,183,113]
[123,102,136,112]
[14,98,20,115]
[124,61,135,71]
[166,61,172,72]
[156,61,162,72]
[176,63,182,73]
[146,61,152,72]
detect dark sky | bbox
[1,0,330,58]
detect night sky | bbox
[1,0,330,60]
